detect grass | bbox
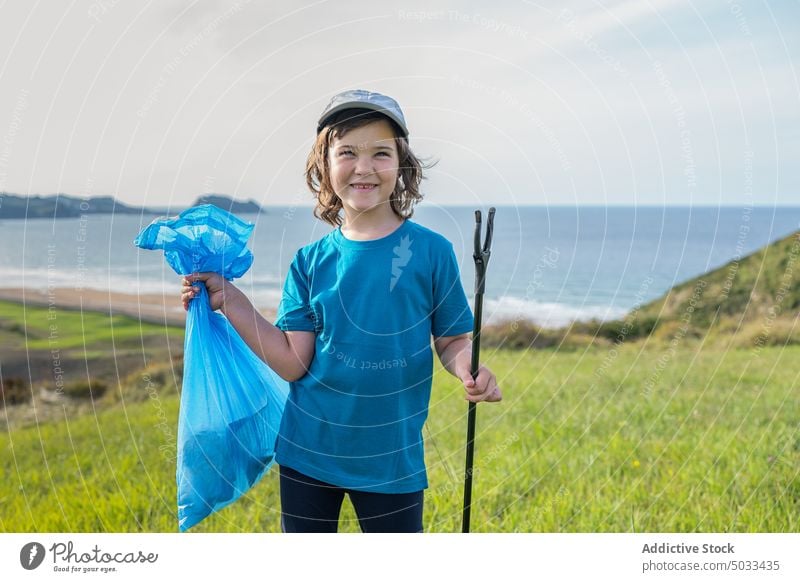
[0,299,184,352]
[4,228,798,532]
[0,299,184,426]
[2,340,798,533]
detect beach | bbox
[0,287,278,326]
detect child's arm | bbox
[434,334,501,403]
[182,273,314,382]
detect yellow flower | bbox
[631,459,641,469]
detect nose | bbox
[354,152,374,176]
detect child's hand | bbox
[458,364,502,403]
[180,272,243,313]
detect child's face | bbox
[328,119,400,221]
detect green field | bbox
[2,334,798,532]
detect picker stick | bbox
[462,207,495,533]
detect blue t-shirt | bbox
[273,219,474,493]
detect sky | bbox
[0,0,797,208]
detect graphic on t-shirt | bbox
[390,235,413,291]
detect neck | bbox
[340,208,404,241]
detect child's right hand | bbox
[181,272,242,313]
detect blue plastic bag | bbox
[134,204,289,531]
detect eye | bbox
[338,149,354,157]
[376,151,391,157]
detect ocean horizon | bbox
[1,205,798,328]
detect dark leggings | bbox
[279,464,424,533]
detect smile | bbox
[351,184,377,191]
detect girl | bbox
[181,89,501,533]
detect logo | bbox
[20,542,46,570]
[390,235,413,291]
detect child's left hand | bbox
[458,364,502,403]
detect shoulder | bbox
[294,228,338,263]
[404,221,460,269]
[404,220,454,253]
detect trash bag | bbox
[134,204,289,531]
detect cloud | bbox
[0,0,796,205]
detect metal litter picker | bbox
[462,207,496,533]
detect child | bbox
[181,89,501,533]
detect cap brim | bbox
[317,104,408,138]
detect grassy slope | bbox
[0,299,184,351]
[482,230,800,349]
[637,230,800,331]
[2,344,798,533]
[0,299,184,400]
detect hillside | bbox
[633,229,800,337]
[0,193,156,219]
[0,299,184,428]
[482,229,800,349]
[195,194,264,214]
[0,193,264,219]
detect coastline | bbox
[0,287,278,327]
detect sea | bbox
[1,205,798,328]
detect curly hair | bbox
[305,109,435,227]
